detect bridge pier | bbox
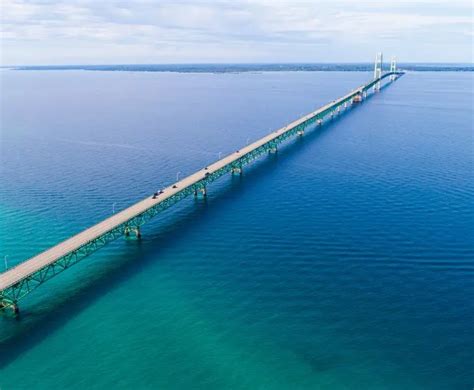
[124,226,141,239]
[268,142,278,153]
[0,299,19,317]
[352,94,362,104]
[231,166,242,175]
[194,187,207,198]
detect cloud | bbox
[1,0,472,64]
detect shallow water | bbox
[0,70,473,389]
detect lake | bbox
[0,69,472,389]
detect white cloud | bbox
[0,0,472,64]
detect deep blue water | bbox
[0,70,473,389]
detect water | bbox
[0,70,472,389]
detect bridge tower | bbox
[373,52,383,91]
[390,56,397,81]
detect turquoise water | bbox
[0,70,473,389]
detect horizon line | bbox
[2,61,474,68]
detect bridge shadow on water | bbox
[0,96,375,368]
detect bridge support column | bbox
[231,166,242,175]
[124,226,141,239]
[352,93,363,104]
[194,187,207,198]
[0,299,19,317]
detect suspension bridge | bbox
[1,55,403,315]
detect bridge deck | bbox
[0,72,401,299]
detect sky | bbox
[1,0,473,65]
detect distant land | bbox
[3,63,474,73]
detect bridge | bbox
[0,63,404,315]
